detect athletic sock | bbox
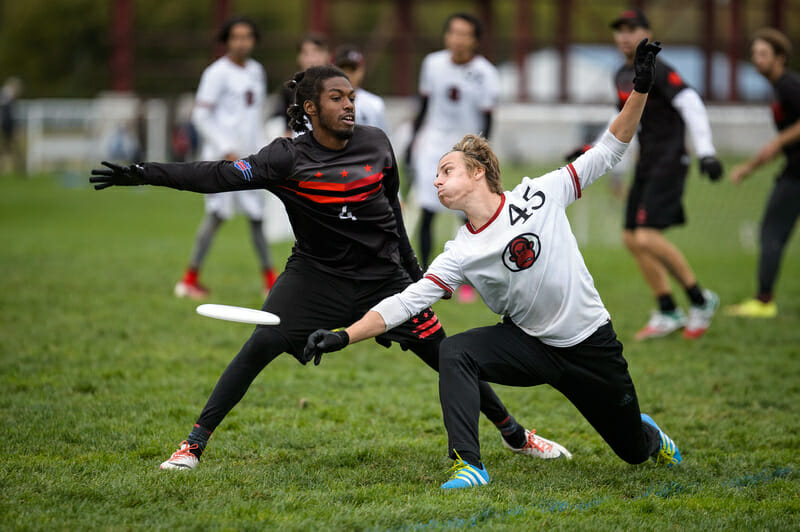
[263,268,277,290]
[494,415,526,449]
[657,294,677,313]
[182,269,199,285]
[686,284,705,306]
[457,451,482,469]
[756,293,773,304]
[186,424,212,458]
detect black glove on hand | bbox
[699,156,723,182]
[632,39,662,94]
[90,161,146,190]
[303,329,349,366]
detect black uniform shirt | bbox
[772,69,800,175]
[143,125,413,279]
[616,58,689,174]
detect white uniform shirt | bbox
[355,88,388,134]
[192,56,266,159]
[418,49,499,135]
[373,130,628,347]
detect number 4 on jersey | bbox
[508,188,545,226]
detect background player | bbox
[174,16,277,299]
[91,65,568,471]
[333,44,388,133]
[610,9,722,340]
[727,28,800,318]
[305,40,680,490]
[275,34,329,137]
[406,12,498,302]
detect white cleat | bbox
[502,429,572,460]
[684,289,719,339]
[634,309,687,340]
[159,441,200,470]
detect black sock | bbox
[685,284,705,306]
[186,424,212,459]
[657,294,677,313]
[457,451,482,469]
[494,415,526,449]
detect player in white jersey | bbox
[407,13,499,303]
[305,40,682,489]
[174,17,278,299]
[333,45,388,134]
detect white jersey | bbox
[193,55,267,160]
[413,50,499,211]
[373,130,628,347]
[192,55,268,219]
[355,88,388,134]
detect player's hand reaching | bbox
[699,156,723,181]
[303,329,350,365]
[90,161,146,190]
[633,39,662,94]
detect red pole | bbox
[702,0,714,100]
[308,0,329,34]
[556,0,571,102]
[395,0,414,96]
[729,0,741,101]
[111,0,134,92]
[476,0,493,62]
[213,0,233,59]
[514,0,531,102]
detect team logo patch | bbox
[234,159,253,181]
[502,233,540,272]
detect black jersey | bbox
[615,58,689,173]
[143,125,416,279]
[772,70,800,176]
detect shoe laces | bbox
[171,440,200,460]
[524,430,553,453]
[446,450,476,478]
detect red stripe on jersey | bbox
[413,315,440,334]
[418,320,442,339]
[566,163,581,199]
[467,194,506,234]
[424,274,454,294]
[667,71,684,87]
[280,183,382,204]
[296,171,383,192]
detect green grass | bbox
[1,159,799,530]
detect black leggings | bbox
[195,257,510,432]
[438,320,660,466]
[758,176,800,298]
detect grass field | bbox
[1,157,799,530]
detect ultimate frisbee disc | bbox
[196,304,280,325]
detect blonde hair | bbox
[449,134,503,194]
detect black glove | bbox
[303,329,349,366]
[565,144,592,163]
[402,254,425,283]
[90,161,146,190]
[374,336,392,349]
[632,39,662,94]
[699,156,723,182]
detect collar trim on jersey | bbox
[467,194,505,234]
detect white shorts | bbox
[412,129,461,213]
[204,190,266,220]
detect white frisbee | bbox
[196,304,280,325]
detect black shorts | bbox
[624,161,688,230]
[261,255,443,357]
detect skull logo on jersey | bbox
[502,233,540,272]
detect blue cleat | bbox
[641,413,681,466]
[440,452,490,489]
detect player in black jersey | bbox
[91,65,569,471]
[609,9,722,341]
[728,28,800,319]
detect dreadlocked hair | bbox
[450,134,503,194]
[285,65,350,134]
